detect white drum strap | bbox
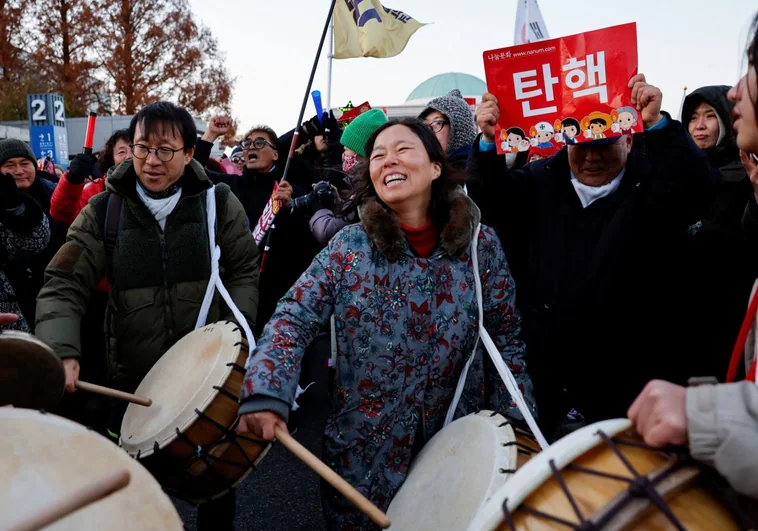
[196,187,257,350]
[329,315,337,368]
[445,224,549,450]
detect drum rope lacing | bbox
[134,357,266,499]
[501,429,690,531]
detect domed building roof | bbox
[406,72,487,103]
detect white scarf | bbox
[136,181,182,230]
[570,168,625,209]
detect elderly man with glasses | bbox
[35,101,259,531]
[196,117,321,335]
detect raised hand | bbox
[629,74,664,129]
[476,93,500,143]
[203,116,233,142]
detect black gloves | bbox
[312,180,336,210]
[0,172,22,211]
[67,153,97,185]
[322,111,342,143]
[299,115,320,142]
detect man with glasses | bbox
[36,101,259,531]
[197,117,320,335]
[230,145,245,171]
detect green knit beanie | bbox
[340,109,388,158]
[0,138,37,167]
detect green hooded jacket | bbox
[36,158,259,391]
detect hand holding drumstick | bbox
[238,412,391,529]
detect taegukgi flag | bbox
[514,0,550,45]
[334,0,427,59]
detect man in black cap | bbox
[472,74,715,437]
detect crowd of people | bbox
[1,11,758,531]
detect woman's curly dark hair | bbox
[97,129,130,175]
[341,118,466,229]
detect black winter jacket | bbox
[672,86,757,380]
[3,173,65,330]
[469,115,716,432]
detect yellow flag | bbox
[334,0,426,59]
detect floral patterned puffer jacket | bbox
[240,189,535,530]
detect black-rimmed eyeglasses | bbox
[130,144,184,162]
[425,119,450,133]
[240,138,276,150]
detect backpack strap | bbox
[103,193,123,283]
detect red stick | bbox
[726,288,758,382]
[84,112,97,155]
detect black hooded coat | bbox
[673,86,757,380]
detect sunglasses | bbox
[231,156,244,163]
[240,138,276,150]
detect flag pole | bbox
[260,0,337,272]
[327,14,335,112]
[678,86,688,121]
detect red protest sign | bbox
[483,22,640,155]
[338,101,372,123]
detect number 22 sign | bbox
[27,93,69,165]
[27,93,66,126]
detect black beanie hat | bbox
[0,139,37,168]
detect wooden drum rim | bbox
[120,322,247,457]
[467,418,633,531]
[386,410,519,531]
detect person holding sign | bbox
[629,13,758,500]
[471,72,715,437]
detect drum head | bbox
[0,408,183,530]
[120,322,243,456]
[387,410,518,531]
[467,418,632,531]
[0,330,64,410]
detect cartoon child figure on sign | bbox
[581,111,614,140]
[611,106,639,135]
[554,117,581,145]
[500,127,530,153]
[530,121,556,148]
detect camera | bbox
[292,181,336,212]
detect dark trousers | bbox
[197,490,236,531]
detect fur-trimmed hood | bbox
[357,188,481,261]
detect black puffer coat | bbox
[672,86,757,381]
[469,115,716,432]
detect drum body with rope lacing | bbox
[120,321,270,503]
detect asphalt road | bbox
[174,378,331,531]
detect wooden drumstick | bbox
[274,426,391,529]
[6,469,131,531]
[75,381,152,407]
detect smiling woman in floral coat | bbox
[238,118,535,530]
